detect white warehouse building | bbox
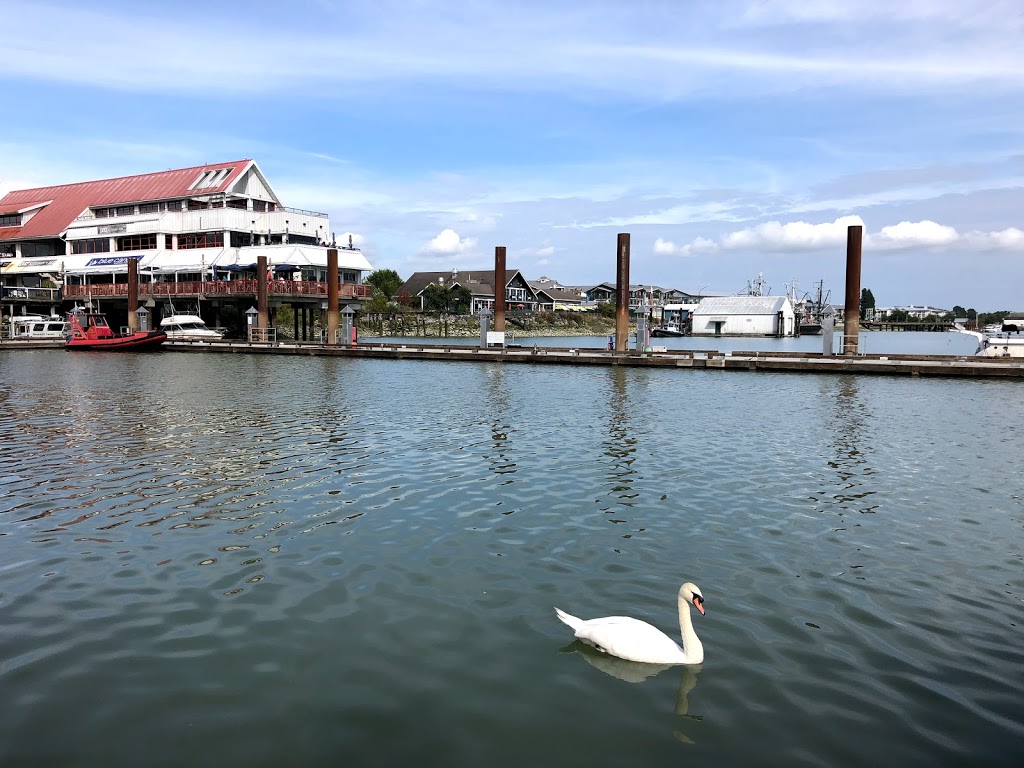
[691,295,796,336]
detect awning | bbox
[2,258,62,275]
[65,254,144,275]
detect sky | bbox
[1,0,1022,310]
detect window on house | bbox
[139,203,159,214]
[162,200,182,212]
[115,205,135,217]
[116,234,157,251]
[252,200,267,212]
[177,232,224,249]
[227,198,248,210]
[0,213,22,227]
[187,200,206,211]
[71,238,112,254]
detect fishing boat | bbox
[797,280,830,335]
[65,309,167,351]
[650,322,685,337]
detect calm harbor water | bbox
[1,347,1022,767]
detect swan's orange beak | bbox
[693,595,705,615]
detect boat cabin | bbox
[67,310,116,341]
[8,314,66,339]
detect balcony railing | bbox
[63,280,372,300]
[1,286,61,301]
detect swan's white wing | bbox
[573,616,685,664]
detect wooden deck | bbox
[158,339,1024,379]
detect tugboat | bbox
[65,308,167,351]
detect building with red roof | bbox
[1,160,372,327]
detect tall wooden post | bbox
[257,255,269,329]
[615,233,630,352]
[327,248,339,344]
[494,246,506,332]
[843,225,863,356]
[127,257,139,332]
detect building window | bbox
[187,200,206,211]
[252,200,267,212]
[227,198,248,210]
[0,243,14,256]
[21,242,61,258]
[162,200,182,212]
[115,205,135,217]
[178,232,224,249]
[71,238,112,254]
[116,234,157,251]
[94,208,111,218]
[139,203,159,214]
[0,213,22,227]
[341,271,358,283]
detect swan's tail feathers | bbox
[554,607,584,631]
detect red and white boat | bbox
[65,309,167,351]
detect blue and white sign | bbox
[85,255,143,267]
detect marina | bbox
[1,350,1021,766]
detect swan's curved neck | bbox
[677,590,704,664]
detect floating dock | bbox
[152,339,1023,379]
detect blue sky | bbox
[2,0,1022,309]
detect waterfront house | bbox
[396,269,539,313]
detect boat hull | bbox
[65,330,168,351]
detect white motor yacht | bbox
[160,313,224,341]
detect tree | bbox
[952,305,967,318]
[449,285,473,314]
[364,268,403,301]
[860,288,875,319]
[421,283,451,312]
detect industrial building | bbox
[690,295,796,336]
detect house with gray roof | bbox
[395,268,538,313]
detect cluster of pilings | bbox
[115,226,867,353]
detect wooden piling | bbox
[257,255,269,329]
[843,225,863,356]
[327,248,339,344]
[127,258,139,332]
[615,233,630,352]
[494,246,506,332]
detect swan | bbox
[554,583,705,665]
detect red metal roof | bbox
[0,160,252,241]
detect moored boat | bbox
[8,314,66,340]
[65,309,167,351]
[160,313,224,341]
[650,322,685,337]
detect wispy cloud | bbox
[3,2,1021,99]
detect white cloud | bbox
[871,220,958,248]
[719,215,864,251]
[654,237,679,255]
[675,218,1024,256]
[963,227,1024,250]
[425,228,477,255]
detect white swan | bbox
[554,583,705,665]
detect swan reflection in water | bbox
[560,641,704,744]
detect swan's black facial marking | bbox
[692,595,705,615]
